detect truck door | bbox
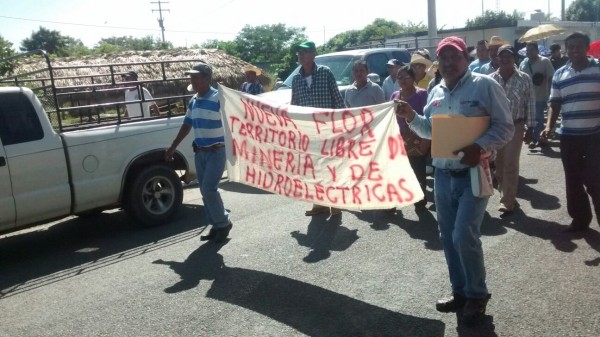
[0,139,16,230]
[0,90,71,227]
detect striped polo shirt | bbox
[549,58,600,136]
[183,87,225,147]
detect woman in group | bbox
[390,65,430,209]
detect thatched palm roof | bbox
[5,48,269,91]
[1,49,270,130]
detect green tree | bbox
[63,37,90,57]
[565,0,600,21]
[199,39,239,57]
[20,26,72,56]
[0,34,16,75]
[93,35,172,53]
[321,19,427,53]
[465,10,524,28]
[321,30,361,53]
[93,43,123,54]
[233,24,307,64]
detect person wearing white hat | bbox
[480,36,509,75]
[240,65,264,95]
[410,53,433,89]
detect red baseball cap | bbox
[436,36,468,56]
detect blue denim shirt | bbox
[408,70,514,170]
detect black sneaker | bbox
[200,228,217,241]
[436,293,466,313]
[462,294,491,324]
[213,222,233,243]
[528,141,538,149]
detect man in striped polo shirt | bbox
[165,63,232,242]
[541,32,600,232]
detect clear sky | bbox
[0,0,575,51]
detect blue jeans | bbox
[195,147,230,229]
[434,169,489,299]
[532,101,547,142]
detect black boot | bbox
[200,228,217,241]
[436,293,466,313]
[462,293,492,324]
[213,222,233,243]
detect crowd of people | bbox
[163,31,599,325]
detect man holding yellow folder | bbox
[396,36,513,324]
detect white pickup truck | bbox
[0,50,198,233]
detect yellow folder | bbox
[431,114,490,158]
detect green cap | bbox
[295,41,316,52]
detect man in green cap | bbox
[291,41,345,217]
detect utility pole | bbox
[151,1,170,45]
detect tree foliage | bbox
[20,26,75,56]
[199,39,238,57]
[63,37,90,57]
[197,24,307,79]
[0,34,16,76]
[322,19,426,53]
[93,35,172,53]
[465,10,524,28]
[233,24,307,63]
[565,0,600,21]
[321,30,361,53]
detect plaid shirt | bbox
[291,63,345,109]
[490,68,536,128]
[240,81,264,95]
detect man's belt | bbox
[193,143,225,152]
[440,168,470,177]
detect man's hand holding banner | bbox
[218,85,423,210]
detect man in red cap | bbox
[396,36,513,324]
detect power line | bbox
[0,15,238,36]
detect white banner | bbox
[218,85,423,210]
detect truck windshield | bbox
[281,55,359,88]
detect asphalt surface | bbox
[1,139,599,337]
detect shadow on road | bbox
[481,207,600,255]
[526,141,561,159]
[0,204,207,299]
[219,181,273,194]
[455,313,498,337]
[154,242,446,337]
[393,208,443,251]
[291,213,359,263]
[348,208,443,251]
[517,177,561,211]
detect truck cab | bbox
[0,87,71,230]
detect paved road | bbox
[1,140,599,337]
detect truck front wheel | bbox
[124,164,183,227]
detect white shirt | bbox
[125,87,154,118]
